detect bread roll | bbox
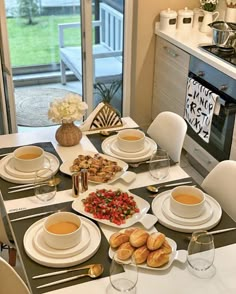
[147,232,165,251]
[124,227,137,237]
[147,250,170,268]
[129,228,149,247]
[117,242,135,260]
[109,232,129,248]
[133,245,150,264]
[160,239,172,254]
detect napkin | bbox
[80,102,123,131]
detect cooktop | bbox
[200,45,236,67]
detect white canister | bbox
[177,7,194,32]
[160,8,177,33]
[225,7,236,23]
[193,8,204,30]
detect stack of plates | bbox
[151,190,222,233]
[101,135,157,163]
[0,152,60,184]
[23,216,101,268]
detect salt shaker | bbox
[80,169,88,192]
[72,172,80,198]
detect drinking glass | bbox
[149,149,170,180]
[34,168,57,202]
[109,251,138,293]
[187,230,216,278]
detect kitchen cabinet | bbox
[152,36,190,120]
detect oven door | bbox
[186,72,236,161]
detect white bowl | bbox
[13,145,44,172]
[117,129,145,153]
[170,186,205,219]
[43,212,82,249]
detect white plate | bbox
[151,190,222,233]
[23,216,101,268]
[33,223,91,258]
[5,154,52,179]
[161,196,213,226]
[0,152,60,184]
[101,135,157,163]
[110,136,151,158]
[109,238,187,271]
[59,151,129,184]
[72,184,157,229]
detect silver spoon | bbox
[8,177,61,190]
[147,180,193,194]
[37,264,104,289]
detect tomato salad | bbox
[82,188,140,225]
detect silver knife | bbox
[11,210,55,222]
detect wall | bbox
[130,0,225,130]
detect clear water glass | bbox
[149,149,170,180]
[187,230,215,278]
[34,168,56,202]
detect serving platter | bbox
[23,216,101,268]
[151,190,222,233]
[72,184,157,229]
[101,135,157,163]
[0,152,60,184]
[59,151,129,184]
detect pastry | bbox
[109,232,129,248]
[147,250,170,268]
[133,245,150,264]
[147,232,165,251]
[129,228,149,247]
[123,227,137,237]
[117,242,135,260]
[160,239,172,254]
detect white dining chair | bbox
[201,160,236,222]
[147,111,187,163]
[0,256,30,294]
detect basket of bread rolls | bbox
[109,227,174,268]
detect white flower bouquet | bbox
[48,93,88,123]
[200,0,218,11]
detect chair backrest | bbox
[0,191,12,246]
[147,111,187,163]
[201,160,236,221]
[0,257,30,294]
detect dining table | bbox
[0,117,235,294]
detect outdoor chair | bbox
[58,2,123,85]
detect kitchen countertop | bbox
[155,23,236,80]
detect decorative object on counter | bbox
[200,0,219,34]
[177,7,193,32]
[160,8,177,33]
[94,80,122,105]
[193,8,204,30]
[48,93,88,146]
[225,0,236,22]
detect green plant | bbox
[17,0,40,25]
[94,80,122,104]
[200,0,218,12]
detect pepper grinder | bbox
[72,172,80,198]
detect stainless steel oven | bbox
[186,56,236,163]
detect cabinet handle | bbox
[197,71,205,77]
[219,84,228,91]
[163,46,179,58]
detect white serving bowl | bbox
[13,145,44,172]
[170,186,205,219]
[117,129,145,153]
[43,212,82,250]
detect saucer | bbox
[33,223,91,258]
[102,135,157,163]
[0,152,60,184]
[110,136,151,158]
[151,190,222,233]
[23,216,101,268]
[161,196,213,226]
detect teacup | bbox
[13,146,45,172]
[43,212,82,250]
[117,129,145,153]
[170,186,205,218]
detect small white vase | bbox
[200,10,219,34]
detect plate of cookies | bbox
[108,227,187,271]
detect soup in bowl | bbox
[43,212,82,249]
[170,186,205,218]
[117,129,145,153]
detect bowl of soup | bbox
[170,186,205,218]
[117,129,145,153]
[43,212,82,249]
[13,145,45,172]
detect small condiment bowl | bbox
[13,145,45,172]
[170,186,205,219]
[117,129,145,153]
[43,212,82,249]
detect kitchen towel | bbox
[184,77,220,143]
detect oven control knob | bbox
[219,85,228,92]
[197,71,205,77]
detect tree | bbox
[17,0,39,25]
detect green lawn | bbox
[7,15,82,67]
